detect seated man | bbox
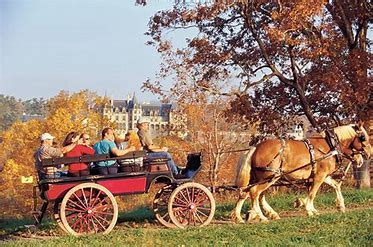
[93,127,135,175]
[34,133,76,178]
[136,119,180,175]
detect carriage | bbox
[32,151,216,236]
[32,124,369,235]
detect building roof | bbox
[112,100,128,109]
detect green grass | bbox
[1,188,372,246]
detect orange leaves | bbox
[0,90,111,216]
[267,0,326,48]
[145,0,371,131]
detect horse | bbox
[231,122,371,223]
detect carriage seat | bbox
[40,151,147,177]
[173,153,202,179]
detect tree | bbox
[23,97,47,116]
[145,0,371,131]
[143,50,254,188]
[0,90,112,216]
[0,95,23,132]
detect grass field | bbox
[1,188,372,246]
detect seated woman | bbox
[63,131,95,177]
[117,131,144,172]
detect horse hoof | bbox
[233,217,245,224]
[271,214,281,220]
[337,206,346,213]
[246,214,259,223]
[260,217,269,223]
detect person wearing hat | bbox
[136,118,181,175]
[34,132,76,178]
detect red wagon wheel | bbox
[168,182,215,228]
[60,183,118,236]
[152,185,175,228]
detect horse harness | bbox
[252,129,349,187]
[252,139,286,175]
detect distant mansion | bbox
[103,94,184,135]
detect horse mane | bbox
[333,125,357,142]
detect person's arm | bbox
[111,146,136,156]
[140,131,168,152]
[61,143,76,154]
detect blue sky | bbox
[0,0,178,101]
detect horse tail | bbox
[235,147,256,188]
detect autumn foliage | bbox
[0,90,112,217]
[145,0,371,132]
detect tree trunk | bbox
[294,85,319,129]
[211,157,220,193]
[354,160,371,189]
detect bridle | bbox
[325,126,369,163]
[348,130,369,160]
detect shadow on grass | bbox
[0,217,61,240]
[117,206,155,224]
[0,218,34,232]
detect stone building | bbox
[103,94,182,136]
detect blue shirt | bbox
[93,139,117,167]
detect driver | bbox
[136,119,181,175]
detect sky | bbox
[0,0,179,102]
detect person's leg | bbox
[80,169,90,177]
[108,166,118,174]
[98,166,109,175]
[147,152,179,174]
[107,163,118,174]
[68,171,80,177]
[164,152,180,175]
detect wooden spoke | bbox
[168,182,215,228]
[153,185,176,228]
[60,183,118,236]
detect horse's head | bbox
[351,122,371,162]
[334,122,371,167]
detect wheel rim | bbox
[153,185,175,228]
[168,182,215,228]
[60,183,118,236]
[53,201,68,234]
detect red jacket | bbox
[65,145,95,172]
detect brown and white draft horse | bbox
[232,122,371,223]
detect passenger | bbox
[34,133,76,179]
[93,127,135,175]
[136,119,180,175]
[114,133,127,150]
[125,130,143,151]
[63,131,95,177]
[118,130,144,172]
[79,133,92,147]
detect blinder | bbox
[358,134,366,142]
[350,130,369,160]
